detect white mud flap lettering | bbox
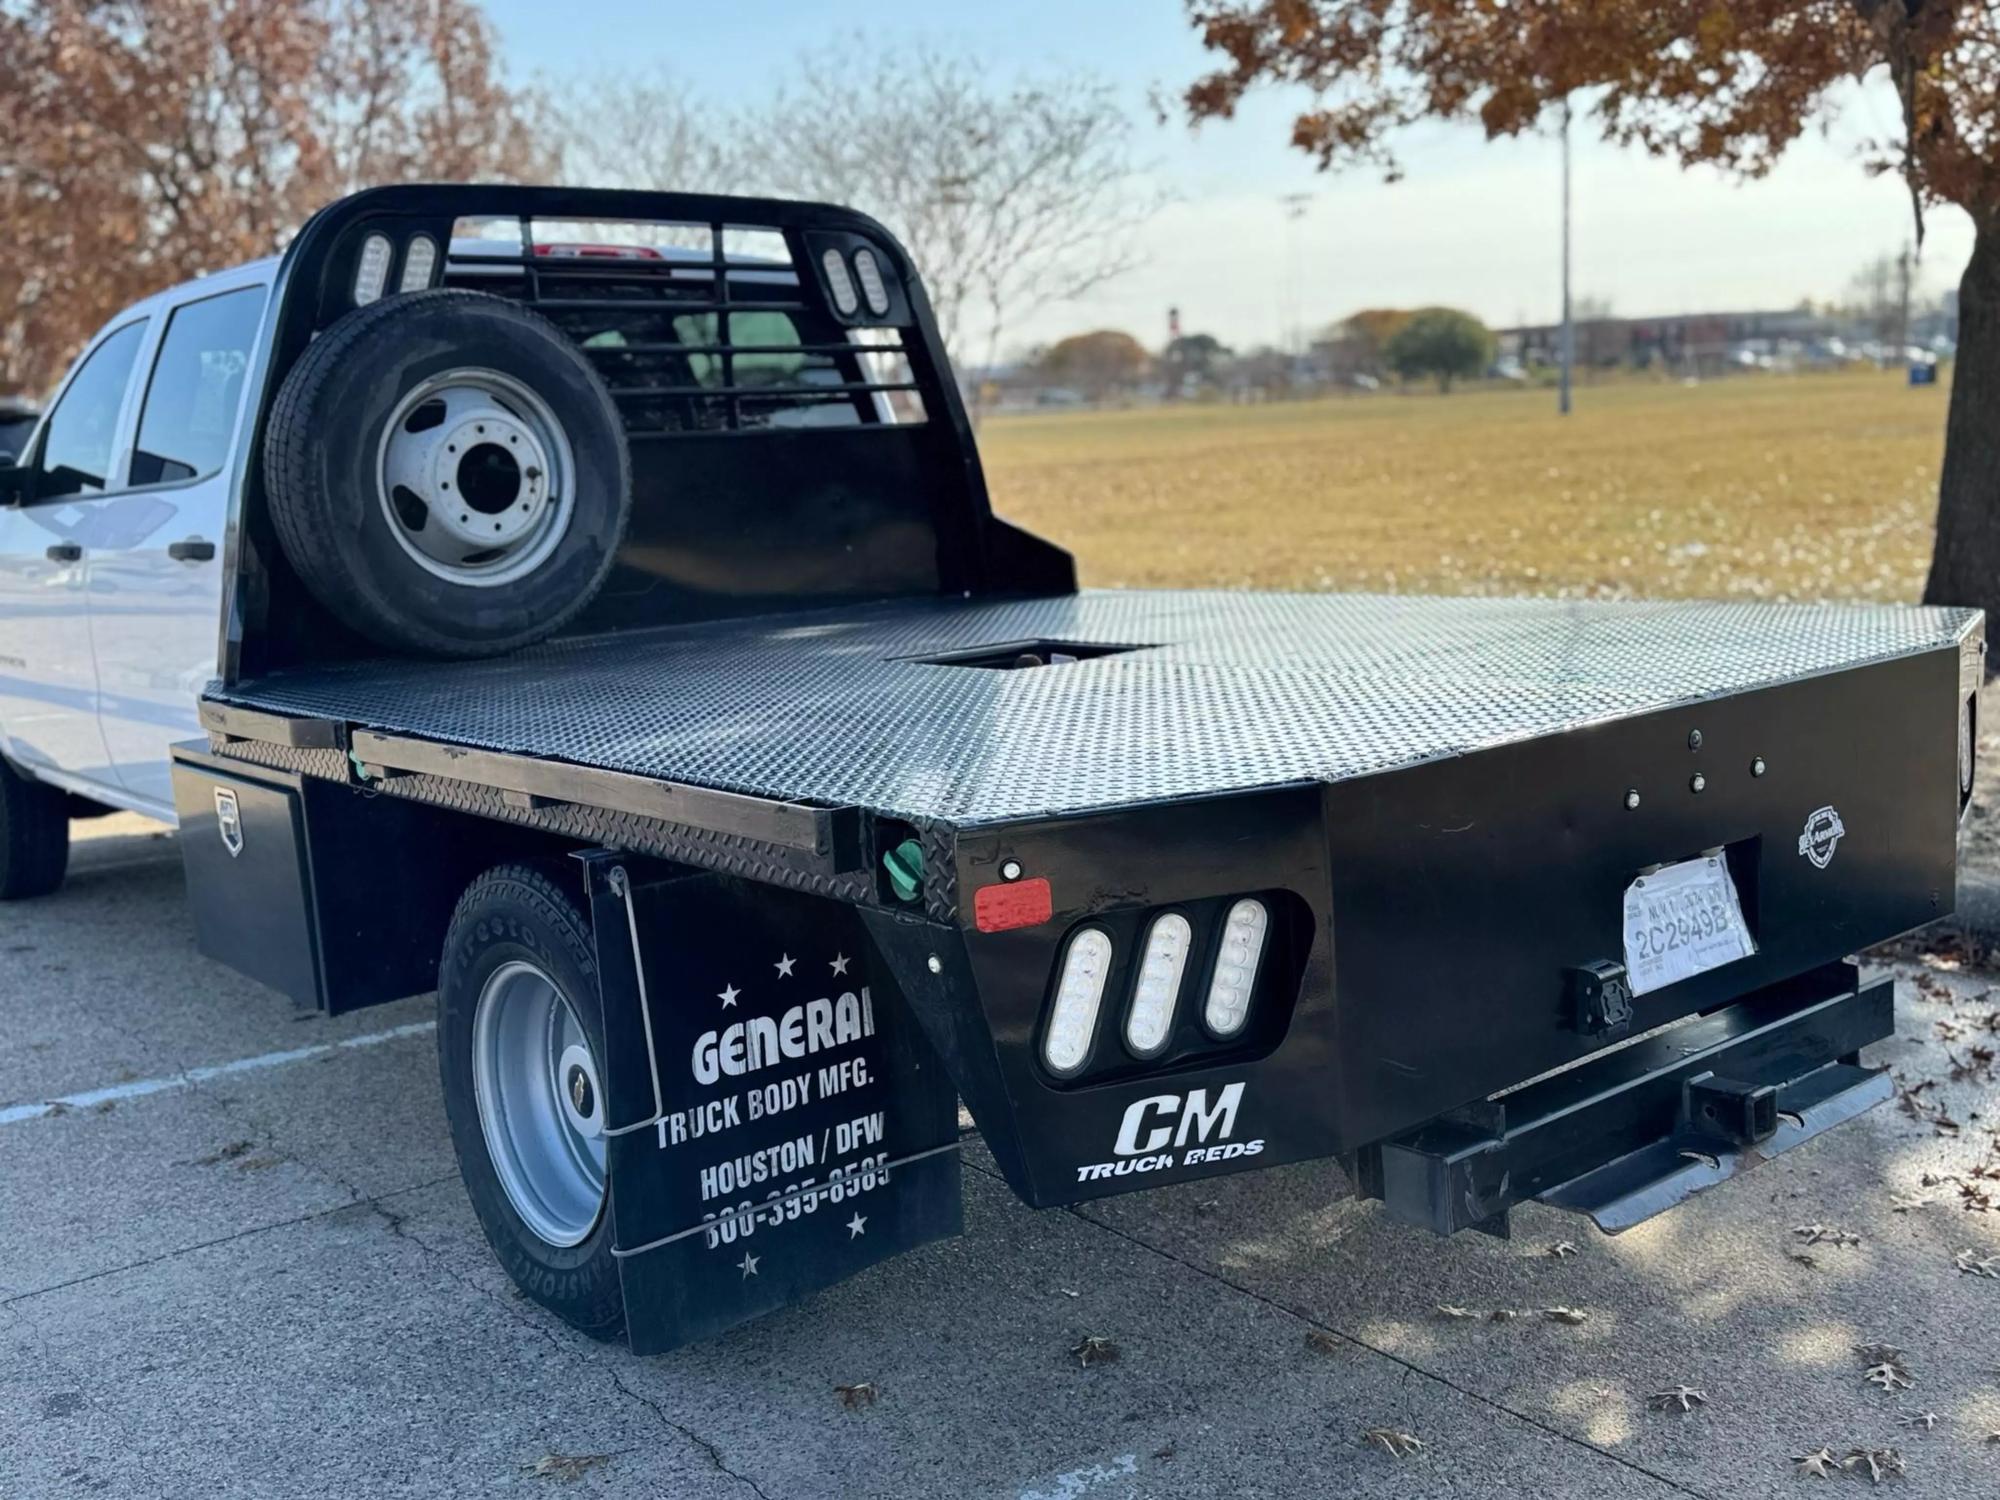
[582,865,961,1355]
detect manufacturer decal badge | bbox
[1074,1082,1264,1183]
[214,787,243,858]
[1798,805,1845,870]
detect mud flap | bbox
[577,855,962,1355]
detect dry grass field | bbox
[977,372,1951,602]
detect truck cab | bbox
[0,260,270,816]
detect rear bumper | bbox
[1357,961,1892,1235]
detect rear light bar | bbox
[1044,928,1113,1076]
[353,233,392,306]
[1039,895,1280,1078]
[1124,914,1191,1057]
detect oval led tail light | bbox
[353,232,393,306]
[1204,899,1269,1038]
[821,248,860,315]
[1044,928,1112,1075]
[852,247,891,316]
[400,234,438,293]
[1125,913,1190,1057]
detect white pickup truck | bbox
[0,255,271,880]
[0,184,1982,1358]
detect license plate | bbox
[1621,854,1756,997]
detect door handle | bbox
[167,537,216,563]
[45,543,82,563]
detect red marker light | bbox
[974,877,1053,933]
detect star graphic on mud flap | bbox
[718,984,741,1009]
[737,1251,760,1278]
[846,1213,867,1239]
[774,954,796,978]
[830,953,851,977]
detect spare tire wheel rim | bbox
[377,368,577,589]
[471,959,607,1248]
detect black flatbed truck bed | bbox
[170,185,1985,1353]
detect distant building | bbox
[1499,308,1838,374]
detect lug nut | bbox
[1000,859,1023,881]
[1624,789,1642,810]
[1688,729,1704,751]
[1751,756,1767,777]
[1690,773,1707,793]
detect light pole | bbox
[1559,94,1574,416]
[1280,193,1312,361]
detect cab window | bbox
[33,320,147,500]
[130,286,266,486]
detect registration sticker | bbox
[1621,854,1756,997]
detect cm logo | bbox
[1113,1083,1246,1156]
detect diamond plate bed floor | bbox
[209,590,1980,826]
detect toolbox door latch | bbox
[1565,960,1633,1038]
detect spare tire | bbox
[263,289,631,657]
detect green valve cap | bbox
[883,838,924,903]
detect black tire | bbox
[262,290,631,658]
[438,864,625,1341]
[0,757,69,899]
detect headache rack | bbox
[217,185,1073,683]
[434,223,927,434]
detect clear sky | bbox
[483,0,1976,352]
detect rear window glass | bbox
[130,285,267,486]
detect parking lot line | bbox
[0,1020,437,1127]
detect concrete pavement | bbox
[1,816,1997,1498]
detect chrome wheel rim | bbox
[376,368,575,588]
[471,960,606,1247]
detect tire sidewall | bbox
[273,294,630,656]
[438,869,623,1336]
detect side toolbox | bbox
[170,742,528,1013]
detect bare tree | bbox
[733,47,1162,388]
[540,68,742,194]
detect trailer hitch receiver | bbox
[1682,1073,1779,1150]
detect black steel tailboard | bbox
[1362,961,1893,1237]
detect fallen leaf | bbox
[1541,1306,1589,1325]
[1071,1336,1119,1368]
[1649,1385,1708,1413]
[1358,1427,1423,1458]
[1866,1362,1916,1393]
[1547,1241,1579,1259]
[1953,1249,2000,1278]
[834,1381,877,1410]
[1788,1249,1821,1269]
[1889,1193,1931,1213]
[1793,1223,1862,1248]
[1852,1342,1907,1367]
[1487,1308,1519,1323]
[1794,1446,1840,1478]
[1434,1305,1479,1321]
[1896,1412,1938,1432]
[1304,1330,1341,1355]
[1842,1447,1905,1485]
[521,1452,611,1483]
[193,1140,256,1166]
